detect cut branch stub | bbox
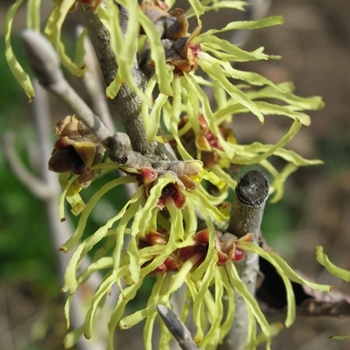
[235,170,269,208]
[228,170,269,238]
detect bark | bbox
[220,170,269,350]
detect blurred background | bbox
[1,0,350,349]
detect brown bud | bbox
[48,115,105,187]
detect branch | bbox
[20,29,154,168]
[220,170,269,350]
[157,305,201,350]
[228,170,269,237]
[77,25,115,133]
[3,80,111,350]
[1,133,52,200]
[80,5,155,155]
[80,4,174,160]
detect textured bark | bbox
[220,170,269,350]
[80,5,155,156]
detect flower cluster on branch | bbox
[4,1,332,349]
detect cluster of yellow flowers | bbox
[5,1,333,349]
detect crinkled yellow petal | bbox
[330,335,350,341]
[255,101,311,126]
[242,143,323,167]
[190,208,218,283]
[170,77,193,160]
[145,274,171,350]
[247,304,258,350]
[167,197,185,240]
[181,77,201,135]
[193,271,216,342]
[63,241,90,293]
[228,263,272,348]
[60,176,136,252]
[95,4,123,98]
[131,176,175,235]
[27,0,41,32]
[188,189,227,222]
[44,0,86,76]
[117,0,139,63]
[58,173,83,220]
[4,0,35,101]
[239,242,333,292]
[61,188,143,295]
[315,245,350,282]
[139,228,176,277]
[199,38,279,62]
[280,272,296,327]
[219,266,235,342]
[221,62,285,92]
[119,274,166,330]
[268,161,298,203]
[64,293,74,330]
[200,1,247,15]
[186,0,204,23]
[201,269,224,347]
[233,119,302,165]
[64,324,85,349]
[183,274,198,311]
[247,82,325,111]
[182,200,198,239]
[147,93,168,141]
[84,271,117,339]
[254,323,284,348]
[201,168,227,190]
[77,257,113,287]
[209,164,237,190]
[102,1,150,104]
[197,185,228,207]
[74,28,87,68]
[126,236,140,284]
[112,188,145,272]
[184,72,236,159]
[202,16,284,36]
[199,59,264,122]
[107,281,142,350]
[135,5,173,96]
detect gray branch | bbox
[80,5,155,156]
[220,170,269,350]
[20,29,155,168]
[77,25,115,133]
[157,305,201,350]
[3,80,108,350]
[1,133,52,200]
[80,5,173,160]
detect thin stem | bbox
[157,305,201,350]
[80,5,155,155]
[77,25,115,133]
[20,29,154,168]
[1,133,52,200]
[80,4,173,160]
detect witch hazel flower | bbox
[6,0,325,203]
[4,1,333,349]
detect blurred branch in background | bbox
[2,79,108,350]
